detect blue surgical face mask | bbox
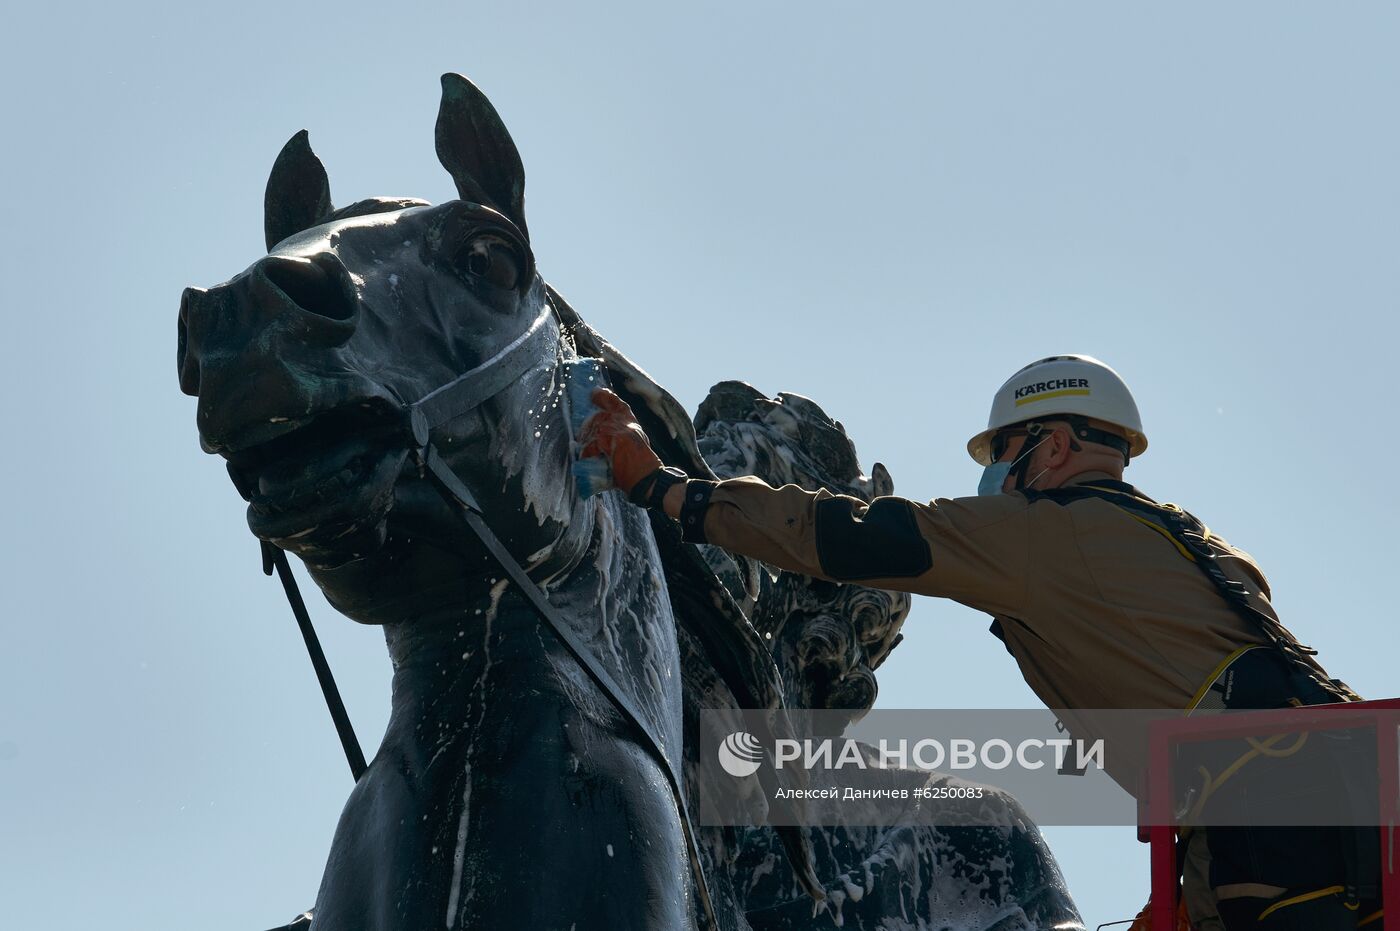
[978,461,1012,496]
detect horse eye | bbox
[462,236,521,290]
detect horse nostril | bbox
[261,256,356,322]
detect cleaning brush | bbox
[562,357,616,498]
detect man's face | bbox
[990,423,1066,493]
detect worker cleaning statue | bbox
[178,73,1091,930]
[582,353,1379,931]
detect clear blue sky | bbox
[2,3,1396,928]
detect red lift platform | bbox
[1139,698,1400,929]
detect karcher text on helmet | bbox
[967,355,1147,467]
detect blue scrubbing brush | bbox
[562,358,616,499]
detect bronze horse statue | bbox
[178,73,1083,930]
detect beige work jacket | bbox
[681,471,1277,714]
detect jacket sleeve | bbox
[677,475,1033,617]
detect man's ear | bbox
[1047,426,1076,467]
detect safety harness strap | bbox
[1028,482,1359,705]
[1029,483,1377,909]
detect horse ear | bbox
[264,130,334,251]
[435,73,529,240]
[870,462,894,498]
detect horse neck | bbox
[380,493,661,708]
[542,493,665,619]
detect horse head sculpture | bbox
[180,78,583,591]
[179,73,734,930]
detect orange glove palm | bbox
[579,388,664,499]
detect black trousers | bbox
[1188,652,1382,928]
[1207,824,1382,930]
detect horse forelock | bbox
[325,196,434,226]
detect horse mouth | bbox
[223,403,411,564]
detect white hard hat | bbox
[966,354,1147,465]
